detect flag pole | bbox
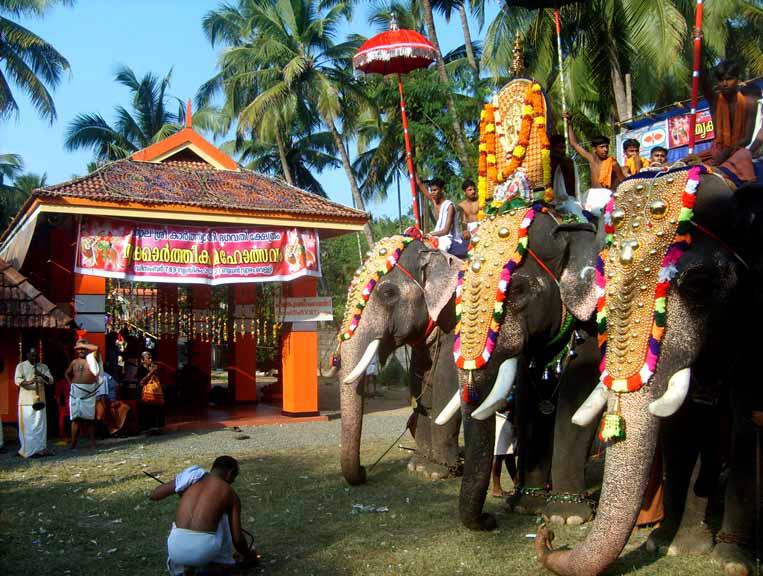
[688,0,705,155]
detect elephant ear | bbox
[554,222,600,321]
[419,249,463,321]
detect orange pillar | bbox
[156,284,178,392]
[74,273,106,352]
[281,277,318,416]
[0,330,21,422]
[190,285,212,401]
[229,285,257,403]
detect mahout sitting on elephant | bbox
[336,236,463,485]
[535,167,761,576]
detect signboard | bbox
[283,297,333,322]
[76,218,321,285]
[616,120,668,164]
[667,108,714,148]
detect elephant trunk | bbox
[459,401,498,531]
[537,385,659,575]
[339,338,380,485]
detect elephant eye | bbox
[376,282,399,305]
[676,267,721,308]
[508,274,532,309]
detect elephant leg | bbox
[511,360,552,515]
[460,404,498,531]
[713,389,757,576]
[408,346,434,474]
[545,334,598,525]
[429,337,461,475]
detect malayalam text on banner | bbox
[283,297,333,322]
[76,218,321,285]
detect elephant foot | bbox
[407,456,456,481]
[543,495,594,526]
[713,542,753,576]
[509,487,548,515]
[650,522,713,556]
[463,512,497,532]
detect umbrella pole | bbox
[397,73,421,228]
[688,0,704,155]
[554,7,569,155]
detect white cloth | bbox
[70,382,99,420]
[583,187,613,217]
[97,372,118,401]
[14,360,52,406]
[433,200,467,256]
[365,354,379,377]
[174,466,208,493]
[18,404,47,457]
[167,514,235,575]
[494,412,516,456]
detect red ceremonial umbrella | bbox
[353,16,438,228]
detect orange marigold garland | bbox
[478,81,552,210]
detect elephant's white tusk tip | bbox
[647,368,691,418]
[571,383,609,427]
[435,391,461,425]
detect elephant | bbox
[535,167,758,576]
[337,237,463,485]
[434,206,603,531]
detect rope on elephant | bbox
[369,327,444,475]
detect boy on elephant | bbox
[416,176,468,257]
[699,59,761,186]
[563,112,624,215]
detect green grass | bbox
[0,439,723,575]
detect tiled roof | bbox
[0,259,73,329]
[33,159,367,222]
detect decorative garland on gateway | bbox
[339,235,414,342]
[454,205,540,401]
[595,166,703,440]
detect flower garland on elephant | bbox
[477,81,552,219]
[595,165,703,440]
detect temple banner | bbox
[75,217,321,285]
[667,109,714,148]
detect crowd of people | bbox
[4,337,165,458]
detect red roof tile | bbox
[0,258,73,329]
[33,159,367,222]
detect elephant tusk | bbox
[571,383,609,426]
[435,391,461,425]
[324,365,339,378]
[342,339,381,384]
[471,357,518,421]
[648,367,691,417]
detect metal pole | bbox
[398,73,421,228]
[554,7,569,155]
[688,0,705,155]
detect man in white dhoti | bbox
[416,177,468,258]
[491,408,517,498]
[15,346,53,458]
[65,339,100,449]
[149,456,259,575]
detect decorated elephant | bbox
[535,166,759,575]
[337,236,463,485]
[434,203,602,531]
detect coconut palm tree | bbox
[202,0,375,246]
[0,0,72,122]
[64,66,185,162]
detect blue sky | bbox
[2,0,499,218]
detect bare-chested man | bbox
[151,456,258,575]
[458,179,479,242]
[65,339,100,449]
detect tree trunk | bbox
[420,0,470,170]
[458,4,479,72]
[609,50,629,123]
[324,116,375,247]
[275,129,294,185]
